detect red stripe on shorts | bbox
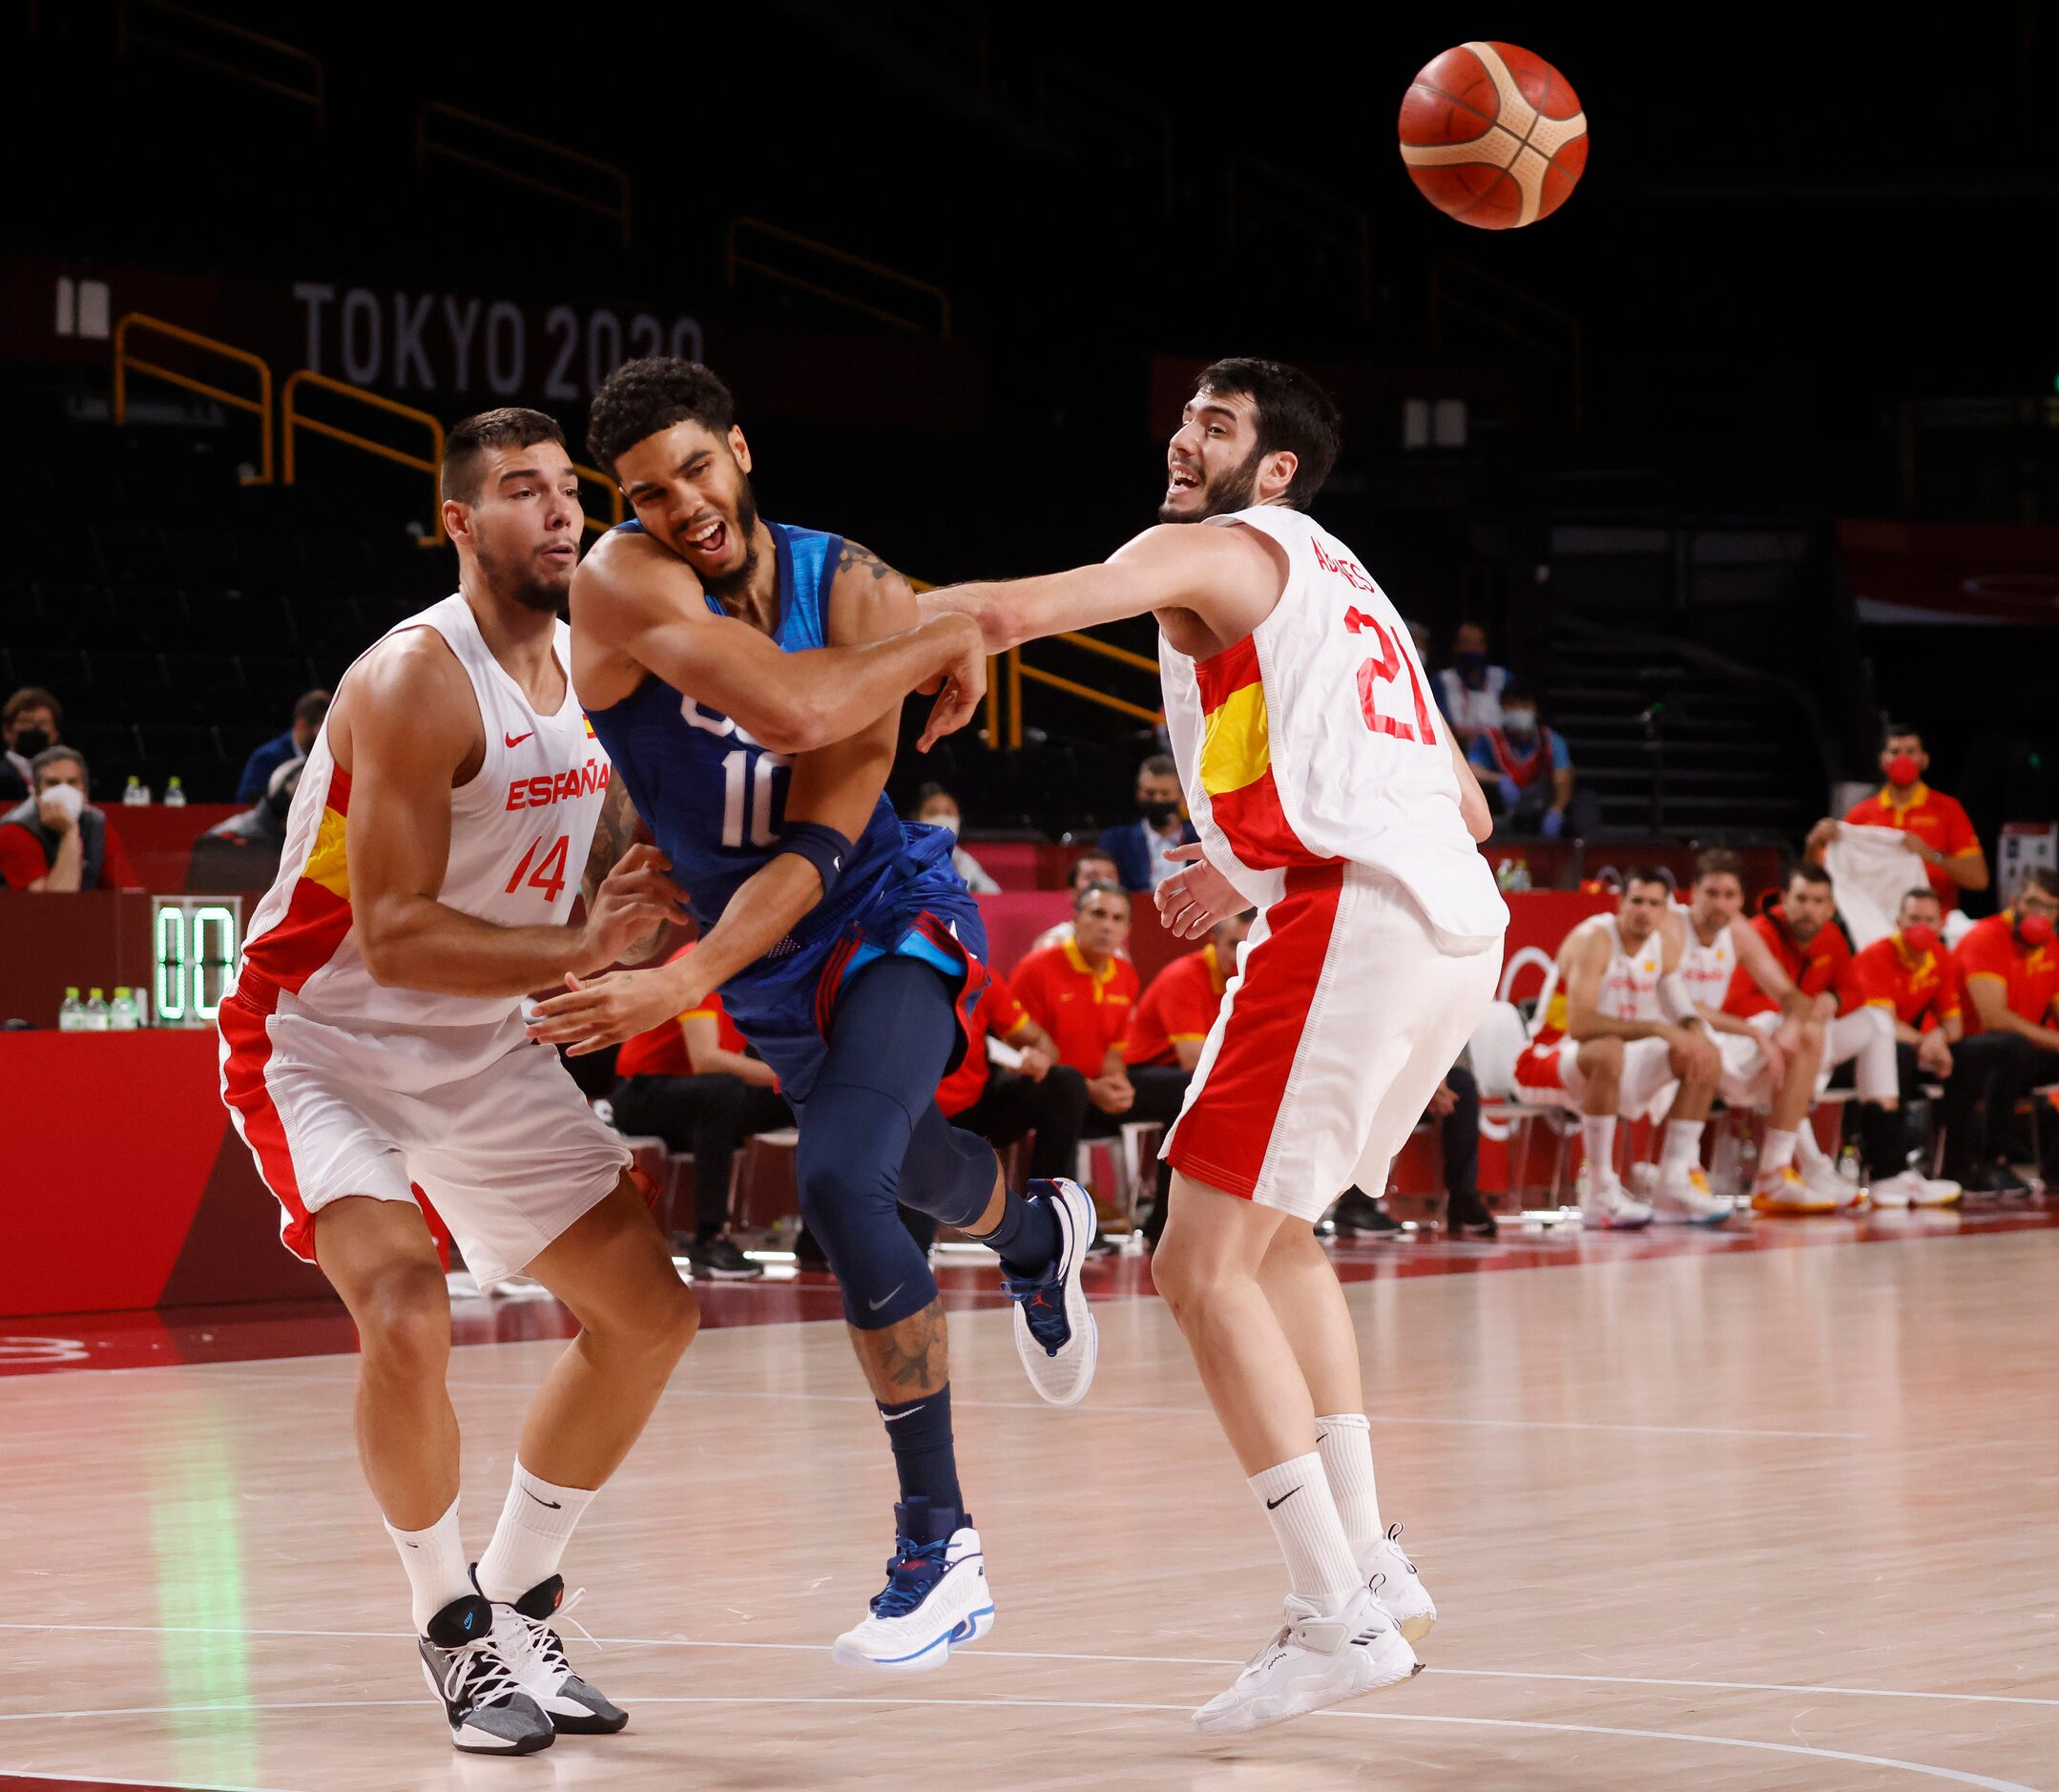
[1163,863,1344,1200]
[218,974,318,1263]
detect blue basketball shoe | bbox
[831,1498,994,1674]
[1000,1177,1098,1407]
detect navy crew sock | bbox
[878,1382,963,1514]
[975,1183,1063,1281]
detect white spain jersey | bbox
[1529,912,1666,1042]
[1675,904,1739,1013]
[235,594,611,1032]
[1158,505,1506,949]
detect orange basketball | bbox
[1399,41,1588,230]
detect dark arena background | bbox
[2,6,2057,1789]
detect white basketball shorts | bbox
[218,972,630,1287]
[1514,1033,1679,1119]
[1162,864,1501,1222]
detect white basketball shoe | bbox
[1000,1177,1098,1407]
[1578,1169,1653,1230]
[1193,1583,1422,1737]
[831,1499,993,1674]
[1362,1522,1436,1643]
[1651,1163,1735,1226]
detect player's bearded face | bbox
[1161,391,1264,523]
[694,464,763,608]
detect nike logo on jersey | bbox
[523,1489,563,1510]
[1265,1486,1301,1511]
[505,731,534,747]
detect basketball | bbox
[1399,41,1589,229]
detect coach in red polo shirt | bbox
[1810,724,1987,912]
[1010,883,1141,1101]
[1937,868,2059,1193]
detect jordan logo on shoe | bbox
[1264,1486,1302,1511]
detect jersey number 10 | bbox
[721,748,790,849]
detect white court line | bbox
[4,1622,2056,1710]
[0,1694,2040,1791]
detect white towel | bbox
[1825,823,1924,948]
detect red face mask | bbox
[2018,912,2056,949]
[1884,753,1921,788]
[1899,923,1940,957]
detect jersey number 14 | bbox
[720,748,790,849]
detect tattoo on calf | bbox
[858,1298,948,1397]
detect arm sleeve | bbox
[0,824,46,890]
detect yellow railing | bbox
[725,217,953,339]
[113,313,274,484]
[283,370,447,544]
[417,104,632,247]
[117,0,325,126]
[1006,632,1162,749]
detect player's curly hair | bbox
[587,358,736,480]
[1196,357,1342,507]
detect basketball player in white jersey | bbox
[926,359,1501,1732]
[218,410,698,1756]
[1515,870,1728,1225]
[1675,849,1831,1206]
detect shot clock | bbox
[151,896,243,1028]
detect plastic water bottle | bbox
[82,988,111,1031]
[163,777,186,808]
[122,776,151,805]
[110,987,140,1030]
[56,987,83,1031]
[1838,1144,1864,1193]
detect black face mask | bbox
[11,727,52,759]
[1139,799,1181,827]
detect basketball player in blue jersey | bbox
[528,358,1100,1673]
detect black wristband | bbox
[775,821,855,898]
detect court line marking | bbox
[0,1775,296,1792]
[0,1695,2039,1790]
[148,1367,1861,1440]
[3,1623,2055,1709]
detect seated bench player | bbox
[1516,868,1726,1228]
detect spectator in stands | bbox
[898,970,1089,1255]
[1808,723,1987,913]
[2,686,63,803]
[911,781,1001,894]
[1099,753,1197,894]
[1468,683,1590,839]
[1332,1057,1499,1240]
[185,760,302,894]
[235,689,330,804]
[1120,909,1254,1244]
[1432,620,1509,747]
[0,746,139,892]
[1028,848,1124,955]
[609,944,781,1279]
[1842,886,1965,1204]
[1012,883,1140,1097]
[1939,867,2059,1195]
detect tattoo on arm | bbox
[837,539,897,582]
[582,778,669,964]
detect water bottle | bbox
[110,987,140,1031]
[82,988,111,1031]
[56,987,83,1032]
[1838,1144,1864,1193]
[1507,857,1532,891]
[163,777,186,808]
[122,776,151,806]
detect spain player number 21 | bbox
[1345,607,1438,747]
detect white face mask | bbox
[39,782,86,822]
[923,811,960,837]
[1503,710,1537,739]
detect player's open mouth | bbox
[1167,466,1201,494]
[683,517,730,560]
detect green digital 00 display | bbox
[152,898,240,1026]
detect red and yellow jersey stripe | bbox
[1194,638,1324,870]
[241,768,355,993]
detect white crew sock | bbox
[1794,1125,1830,1170]
[1249,1452,1362,1611]
[1314,1414,1383,1563]
[1761,1128,1799,1176]
[475,1462,597,1606]
[1661,1119,1706,1175]
[1581,1115,1618,1186]
[385,1497,474,1635]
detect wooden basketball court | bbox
[4,1213,2055,1790]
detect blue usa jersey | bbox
[584,518,988,1104]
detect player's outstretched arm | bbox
[346,635,686,997]
[922,523,1283,655]
[572,531,985,755]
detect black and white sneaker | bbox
[488,1573,628,1735]
[417,1592,554,1754]
[678,1232,762,1280]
